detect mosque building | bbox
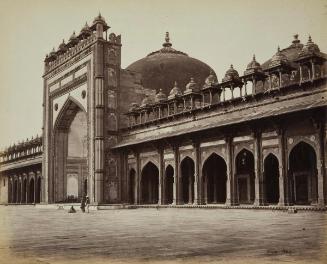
[0,14,326,209]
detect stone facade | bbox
[0,16,326,208]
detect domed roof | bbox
[126,32,215,95]
[91,13,109,31]
[268,46,290,68]
[244,55,263,75]
[185,78,199,93]
[79,22,92,39]
[222,65,240,82]
[155,89,167,103]
[68,31,79,47]
[203,70,218,88]
[262,35,303,70]
[140,95,153,107]
[299,36,320,56]
[57,39,67,54]
[168,81,183,99]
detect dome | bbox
[126,32,215,95]
[48,47,57,61]
[222,65,240,82]
[155,89,167,103]
[185,78,199,93]
[203,70,218,88]
[79,22,92,39]
[91,13,109,31]
[244,55,263,75]
[262,35,303,70]
[57,39,67,54]
[268,46,290,68]
[140,95,152,107]
[168,81,183,99]
[299,36,320,56]
[68,31,79,47]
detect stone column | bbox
[188,179,193,204]
[93,40,105,204]
[225,136,237,205]
[173,146,179,205]
[193,142,200,205]
[158,148,164,205]
[317,122,325,207]
[136,152,141,204]
[254,131,264,206]
[277,128,287,206]
[311,60,316,81]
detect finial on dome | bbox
[230,64,234,69]
[277,46,280,52]
[253,54,256,61]
[163,32,172,48]
[308,35,312,43]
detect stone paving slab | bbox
[0,206,326,264]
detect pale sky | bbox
[0,0,326,149]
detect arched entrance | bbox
[35,177,41,203]
[29,178,35,203]
[17,179,22,203]
[264,154,279,204]
[22,178,27,203]
[202,153,227,204]
[164,165,174,204]
[53,99,88,203]
[13,179,18,203]
[8,179,12,203]
[235,149,255,204]
[180,157,195,204]
[129,169,136,204]
[289,142,317,205]
[140,162,159,204]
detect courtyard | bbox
[0,206,326,264]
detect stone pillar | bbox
[225,136,238,205]
[299,65,303,84]
[277,128,288,206]
[188,179,193,204]
[93,40,105,204]
[254,132,264,206]
[158,148,164,205]
[317,122,325,207]
[173,146,179,205]
[136,152,141,204]
[311,60,315,81]
[278,70,282,88]
[193,142,200,205]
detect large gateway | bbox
[0,15,327,208]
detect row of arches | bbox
[128,141,318,206]
[8,177,41,204]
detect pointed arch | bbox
[140,161,159,204]
[54,96,86,131]
[202,153,227,204]
[235,148,255,204]
[289,141,317,205]
[164,165,174,204]
[264,153,279,204]
[180,156,195,204]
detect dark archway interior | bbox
[129,169,136,204]
[22,179,27,203]
[165,165,174,204]
[181,157,195,204]
[13,180,18,203]
[264,154,279,204]
[29,178,35,203]
[203,154,227,204]
[36,177,41,203]
[289,142,317,205]
[236,149,255,204]
[141,162,159,204]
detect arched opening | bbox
[17,179,22,203]
[129,169,136,204]
[13,179,18,203]
[29,178,35,203]
[83,179,88,196]
[202,153,227,204]
[164,165,174,204]
[264,154,279,204]
[22,178,27,203]
[8,179,12,203]
[235,149,255,204]
[180,157,195,204]
[140,162,159,204]
[54,99,88,203]
[35,177,41,203]
[289,142,317,205]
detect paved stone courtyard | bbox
[0,206,326,264]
